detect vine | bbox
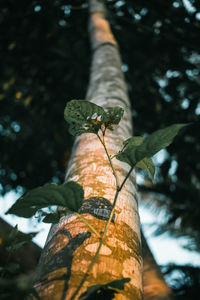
[6,99,188,299]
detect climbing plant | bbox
[6,100,188,299]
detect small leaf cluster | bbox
[64,100,187,180]
[64,100,124,136]
[6,100,187,220]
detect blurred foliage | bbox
[0,0,200,260]
[162,264,200,300]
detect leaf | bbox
[42,211,64,223]
[6,181,84,219]
[6,241,27,253]
[64,100,106,136]
[64,100,124,136]
[104,106,124,130]
[136,157,155,180]
[79,278,130,300]
[8,225,18,240]
[116,124,187,168]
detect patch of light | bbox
[181,98,190,109]
[140,8,148,16]
[157,79,168,88]
[196,12,200,21]
[153,149,168,166]
[114,0,125,8]
[169,160,178,176]
[182,0,197,14]
[11,121,21,133]
[195,102,200,115]
[61,5,71,16]
[166,70,180,78]
[134,14,142,21]
[121,64,128,72]
[59,20,67,27]
[136,173,145,185]
[34,5,41,12]
[173,1,180,8]
[139,206,200,266]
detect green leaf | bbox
[136,157,155,180]
[42,211,64,223]
[64,100,106,136]
[8,225,18,240]
[6,241,27,253]
[6,181,84,219]
[79,278,130,300]
[64,100,124,136]
[104,106,124,130]
[116,124,187,168]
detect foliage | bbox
[5,98,186,298]
[6,181,84,222]
[0,225,40,299]
[64,100,124,136]
[116,124,187,178]
[162,264,200,300]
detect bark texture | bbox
[142,233,174,300]
[34,0,142,299]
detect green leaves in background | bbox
[5,225,37,254]
[79,278,130,300]
[6,181,84,221]
[116,124,188,179]
[64,100,124,136]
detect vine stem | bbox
[97,133,120,189]
[69,132,134,300]
[75,212,100,238]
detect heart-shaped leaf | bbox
[116,124,187,168]
[6,181,84,219]
[64,100,124,136]
[136,157,155,180]
[64,100,106,136]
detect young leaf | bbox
[136,157,155,180]
[79,278,130,299]
[64,100,106,136]
[6,181,84,219]
[104,106,124,130]
[116,124,187,168]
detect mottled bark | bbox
[142,232,174,300]
[34,0,142,299]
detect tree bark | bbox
[34,0,142,299]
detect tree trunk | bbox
[34,0,142,299]
[142,232,174,300]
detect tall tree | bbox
[34,0,142,299]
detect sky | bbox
[1,187,200,268]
